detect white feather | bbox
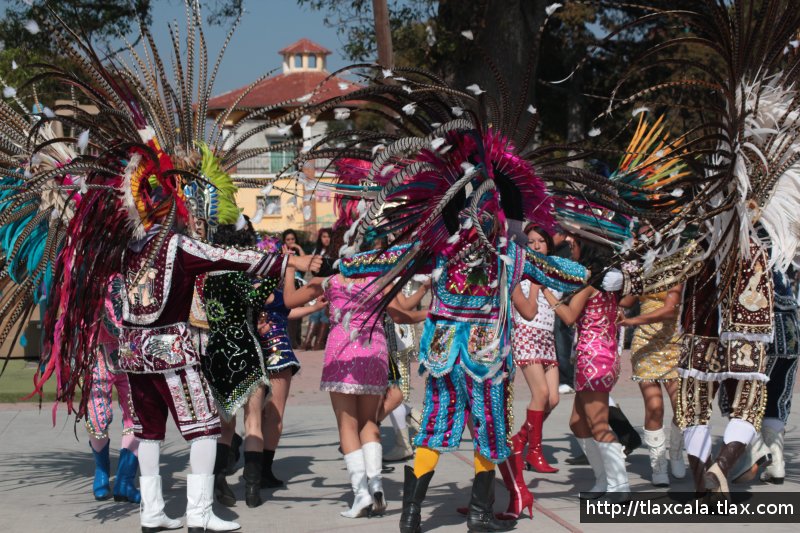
[461,30,474,40]
[545,3,563,16]
[3,87,16,98]
[338,82,350,90]
[11,60,17,70]
[24,20,40,34]
[277,124,291,136]
[77,129,90,152]
[251,207,264,224]
[235,213,247,230]
[426,25,436,46]
[671,187,684,197]
[382,68,393,78]
[297,93,313,103]
[402,85,413,94]
[588,127,601,137]
[334,107,351,120]
[632,106,650,117]
[461,218,473,230]
[466,84,484,95]
[527,105,537,114]
[431,137,446,150]
[402,103,417,115]
[451,106,464,116]
[446,233,460,244]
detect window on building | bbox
[258,195,282,216]
[295,54,303,68]
[309,55,317,69]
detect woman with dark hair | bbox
[509,225,560,477]
[283,233,427,519]
[540,237,631,502]
[618,225,686,487]
[302,228,333,350]
[282,229,305,256]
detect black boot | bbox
[609,405,642,455]
[466,471,516,532]
[225,433,243,476]
[705,441,746,496]
[214,443,236,507]
[244,451,264,508]
[261,449,285,488]
[399,466,434,533]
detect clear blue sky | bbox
[1,0,354,95]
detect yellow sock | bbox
[474,452,495,473]
[413,446,441,477]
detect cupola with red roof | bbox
[206,38,357,123]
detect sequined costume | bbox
[675,241,772,432]
[120,230,285,442]
[320,275,389,395]
[763,271,799,424]
[87,275,136,440]
[341,241,588,462]
[629,292,680,382]
[574,291,620,392]
[511,280,559,367]
[202,272,280,419]
[258,290,301,375]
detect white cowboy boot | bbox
[341,450,372,518]
[669,421,687,479]
[139,475,182,532]
[644,428,670,487]
[185,474,240,532]
[597,441,631,503]
[760,425,785,484]
[577,437,606,498]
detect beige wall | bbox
[235,176,337,239]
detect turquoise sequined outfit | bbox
[340,240,587,462]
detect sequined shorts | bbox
[512,324,557,367]
[414,363,512,463]
[128,365,220,442]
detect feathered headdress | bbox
[0,1,300,419]
[605,0,800,285]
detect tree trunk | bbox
[440,0,548,117]
[372,0,394,67]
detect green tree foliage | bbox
[0,0,241,104]
[297,0,716,156]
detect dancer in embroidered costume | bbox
[0,4,321,531]
[610,1,800,498]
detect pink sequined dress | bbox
[320,274,389,395]
[574,290,620,392]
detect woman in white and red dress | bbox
[510,225,561,474]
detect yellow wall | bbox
[235,176,337,239]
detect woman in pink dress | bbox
[283,262,426,519]
[540,238,630,502]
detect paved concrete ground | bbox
[0,350,797,532]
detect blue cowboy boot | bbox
[91,441,112,501]
[113,448,141,503]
